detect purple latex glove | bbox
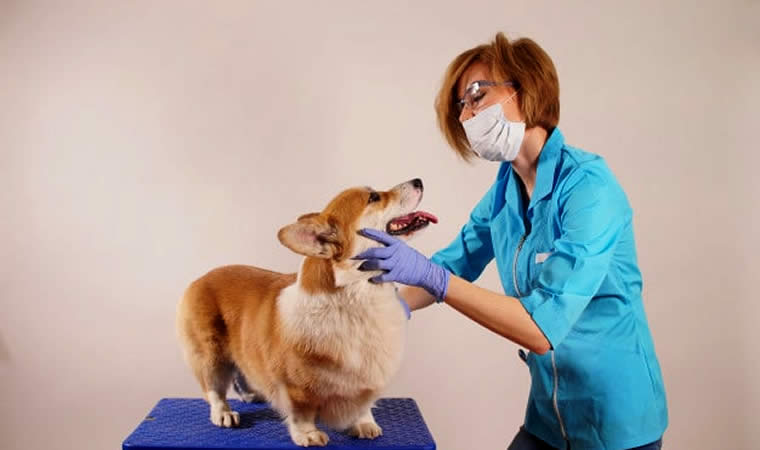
[396,287,411,320]
[354,228,450,302]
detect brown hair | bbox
[435,33,560,161]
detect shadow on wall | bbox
[0,332,11,364]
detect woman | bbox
[355,33,668,449]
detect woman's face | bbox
[456,61,522,123]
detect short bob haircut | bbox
[435,32,560,161]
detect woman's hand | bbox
[354,228,450,302]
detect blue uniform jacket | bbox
[432,128,668,449]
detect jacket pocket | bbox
[528,249,553,288]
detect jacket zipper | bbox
[513,233,568,441]
[512,234,527,297]
[551,350,568,440]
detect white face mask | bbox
[462,95,525,162]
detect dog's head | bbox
[277,178,436,290]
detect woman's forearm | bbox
[444,275,551,354]
[400,285,436,311]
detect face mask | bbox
[462,95,525,162]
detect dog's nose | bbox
[411,178,423,190]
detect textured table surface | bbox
[123,398,436,450]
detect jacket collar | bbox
[528,127,563,210]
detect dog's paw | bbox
[291,429,329,447]
[349,421,383,439]
[210,409,240,428]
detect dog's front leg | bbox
[286,405,329,447]
[348,407,383,439]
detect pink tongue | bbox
[415,211,438,224]
[392,211,438,225]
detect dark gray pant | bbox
[507,427,663,450]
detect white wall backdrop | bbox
[2,1,758,449]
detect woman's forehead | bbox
[456,62,492,98]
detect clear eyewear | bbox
[456,80,515,113]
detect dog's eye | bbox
[368,192,381,204]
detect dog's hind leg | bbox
[202,359,240,427]
[181,344,240,426]
[232,367,266,403]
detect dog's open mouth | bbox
[386,211,438,236]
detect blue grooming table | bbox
[122,398,436,450]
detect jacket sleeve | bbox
[519,165,629,348]
[431,179,497,282]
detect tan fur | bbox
[177,180,424,447]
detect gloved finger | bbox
[369,272,395,284]
[358,228,399,246]
[358,259,393,272]
[352,245,394,261]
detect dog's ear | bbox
[296,212,320,221]
[278,214,343,259]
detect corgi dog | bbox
[176,178,437,447]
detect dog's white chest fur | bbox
[278,280,407,397]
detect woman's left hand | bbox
[354,228,450,302]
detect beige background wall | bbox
[2,1,758,449]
